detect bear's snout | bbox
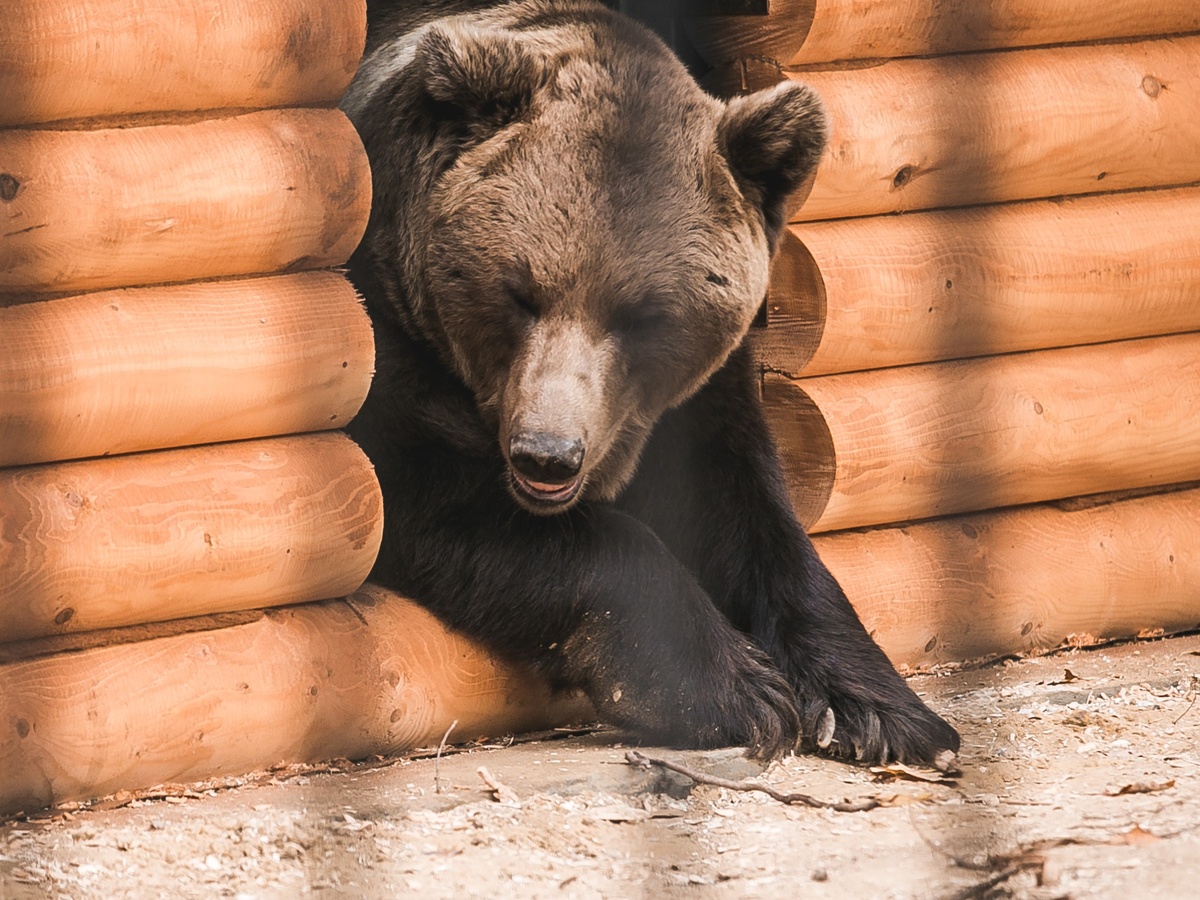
[507,430,587,510]
[509,431,585,485]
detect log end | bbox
[683,0,815,69]
[761,375,836,529]
[753,228,825,377]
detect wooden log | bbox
[760,186,1200,377]
[0,108,371,294]
[757,36,1200,221]
[0,433,382,643]
[812,486,1200,670]
[0,272,374,466]
[0,587,593,815]
[0,0,366,127]
[764,333,1200,533]
[685,0,1200,68]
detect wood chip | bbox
[1116,825,1161,846]
[1105,779,1175,796]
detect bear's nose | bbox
[508,432,585,484]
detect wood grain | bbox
[758,186,1200,376]
[0,0,366,127]
[813,486,1200,669]
[780,36,1200,221]
[0,433,382,643]
[0,272,374,466]
[685,0,1200,68]
[764,333,1200,532]
[0,108,371,294]
[0,586,593,815]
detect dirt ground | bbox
[3,633,1200,899]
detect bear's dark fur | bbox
[344,0,959,764]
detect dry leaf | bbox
[869,763,954,783]
[1105,779,1175,796]
[1115,825,1160,846]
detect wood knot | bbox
[1141,75,1163,98]
[54,607,75,625]
[0,174,18,202]
[16,718,31,738]
[891,165,914,190]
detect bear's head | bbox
[348,2,826,514]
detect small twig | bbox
[477,766,520,806]
[434,719,458,794]
[1173,678,1198,725]
[624,750,879,813]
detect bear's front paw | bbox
[607,642,801,760]
[795,684,960,770]
[694,648,802,760]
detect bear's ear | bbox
[414,24,544,130]
[718,82,828,248]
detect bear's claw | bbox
[797,689,960,768]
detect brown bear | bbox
[343,0,959,765]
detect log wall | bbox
[686,0,1200,68]
[0,109,370,295]
[0,0,590,818]
[0,273,373,466]
[785,36,1200,221]
[685,3,1200,668]
[760,187,1200,377]
[0,0,366,127]
[0,3,379,634]
[0,588,592,814]
[811,487,1200,670]
[0,434,382,643]
[766,334,1200,532]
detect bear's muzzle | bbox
[508,430,586,507]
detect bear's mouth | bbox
[509,470,585,509]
